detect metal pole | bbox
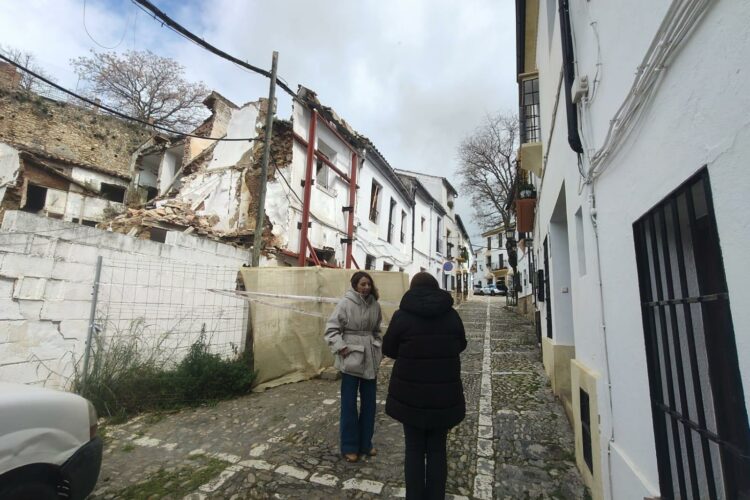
[81,255,103,393]
[252,51,279,267]
[298,109,317,266]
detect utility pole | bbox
[251,51,278,267]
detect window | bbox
[498,234,502,247]
[369,181,381,222]
[23,184,47,212]
[365,254,376,270]
[486,256,492,269]
[521,78,540,143]
[149,227,167,243]
[446,230,452,258]
[435,218,442,254]
[315,158,329,189]
[383,262,393,271]
[420,217,426,232]
[400,211,407,243]
[633,169,750,498]
[499,254,504,269]
[387,198,396,243]
[316,141,336,190]
[580,389,593,473]
[487,237,492,250]
[100,183,126,203]
[72,218,97,227]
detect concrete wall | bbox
[0,211,250,390]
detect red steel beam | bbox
[292,132,351,183]
[345,151,358,269]
[298,109,317,266]
[306,239,322,266]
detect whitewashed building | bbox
[516,1,750,499]
[396,170,460,290]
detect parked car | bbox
[0,383,103,500]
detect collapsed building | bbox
[0,59,472,282]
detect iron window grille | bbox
[633,168,750,500]
[580,388,593,473]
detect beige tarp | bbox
[240,267,408,391]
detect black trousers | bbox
[402,424,448,500]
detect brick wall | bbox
[0,87,151,178]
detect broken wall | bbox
[0,88,151,178]
[0,210,250,389]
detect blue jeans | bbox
[340,373,377,455]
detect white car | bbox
[0,383,102,500]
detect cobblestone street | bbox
[91,298,587,499]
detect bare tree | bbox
[0,44,56,92]
[71,50,209,132]
[457,112,518,231]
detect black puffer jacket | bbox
[383,287,467,430]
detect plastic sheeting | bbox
[240,267,408,391]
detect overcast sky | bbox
[0,0,517,245]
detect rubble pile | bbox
[100,200,222,239]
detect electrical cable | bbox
[0,53,259,143]
[129,0,296,98]
[83,0,134,50]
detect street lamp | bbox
[505,227,515,241]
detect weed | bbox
[113,456,227,499]
[74,324,256,419]
[122,443,135,453]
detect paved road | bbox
[92,298,587,499]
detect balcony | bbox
[519,141,543,177]
[516,198,536,232]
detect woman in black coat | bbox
[383,272,467,500]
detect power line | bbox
[130,0,296,98]
[0,53,259,143]
[83,0,134,50]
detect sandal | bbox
[363,448,377,457]
[343,453,359,463]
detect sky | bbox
[0,0,518,245]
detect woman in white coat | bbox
[324,271,383,463]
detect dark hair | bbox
[350,271,379,300]
[410,271,439,290]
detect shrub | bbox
[74,324,255,419]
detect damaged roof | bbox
[296,85,412,203]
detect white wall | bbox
[0,211,250,390]
[355,154,412,273]
[533,0,750,497]
[0,143,20,185]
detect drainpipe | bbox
[298,109,317,266]
[589,181,616,500]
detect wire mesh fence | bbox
[92,257,248,360]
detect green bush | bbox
[75,326,255,419]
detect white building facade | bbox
[516,1,750,499]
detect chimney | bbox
[0,62,21,89]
